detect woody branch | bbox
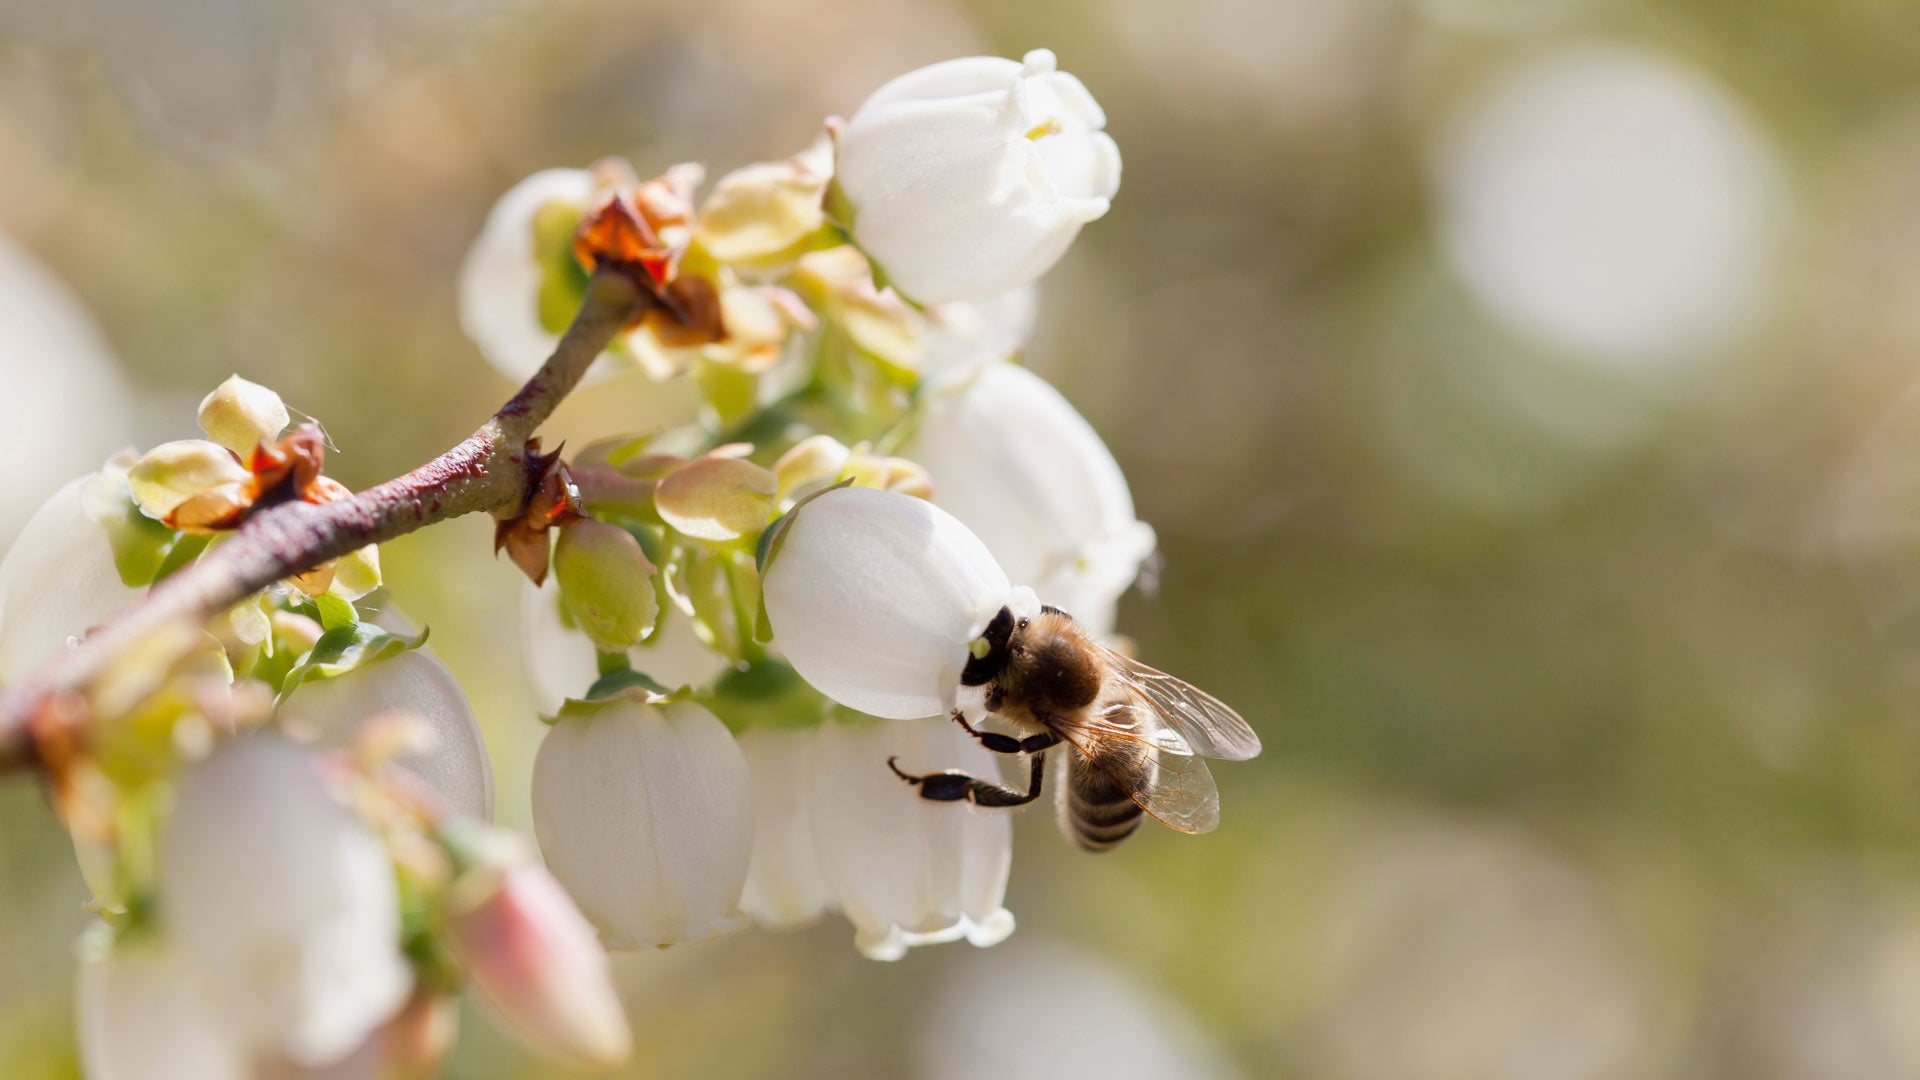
[0,267,649,773]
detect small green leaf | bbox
[278,621,426,699]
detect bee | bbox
[887,604,1261,850]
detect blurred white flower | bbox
[915,938,1238,1080]
[0,473,141,684]
[808,714,1013,960]
[737,725,835,928]
[835,49,1120,304]
[761,485,1032,719]
[918,286,1038,378]
[279,646,495,821]
[443,832,632,1070]
[531,698,753,947]
[521,578,732,711]
[458,168,601,384]
[905,362,1153,637]
[77,937,247,1080]
[1435,44,1783,368]
[0,236,135,548]
[160,736,411,1067]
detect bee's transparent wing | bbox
[1055,693,1222,834]
[1104,649,1262,760]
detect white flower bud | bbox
[160,736,411,1066]
[737,726,834,928]
[77,937,248,1080]
[521,579,732,711]
[0,475,141,684]
[905,363,1154,637]
[278,647,495,821]
[458,168,600,384]
[531,699,753,948]
[809,715,1013,960]
[197,374,290,457]
[761,486,1026,719]
[125,439,250,523]
[443,838,631,1070]
[835,49,1120,304]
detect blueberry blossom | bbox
[904,362,1154,637]
[76,936,247,1080]
[808,714,1014,960]
[279,645,496,821]
[457,168,600,384]
[159,736,411,1067]
[834,49,1120,304]
[0,471,142,684]
[531,697,753,947]
[761,485,1039,719]
[736,725,835,928]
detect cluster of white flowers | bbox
[473,48,1150,962]
[0,45,1167,1075]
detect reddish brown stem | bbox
[0,268,648,772]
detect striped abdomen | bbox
[1062,743,1152,852]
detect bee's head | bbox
[960,606,1016,687]
[965,605,1102,712]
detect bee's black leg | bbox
[887,752,1047,808]
[949,710,1061,755]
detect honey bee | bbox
[887,604,1261,850]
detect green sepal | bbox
[695,660,828,734]
[755,476,854,576]
[584,667,672,700]
[278,621,427,700]
[540,668,686,726]
[152,531,213,582]
[81,468,186,588]
[314,592,358,633]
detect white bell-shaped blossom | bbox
[736,725,835,928]
[279,646,495,821]
[761,486,1030,719]
[160,736,411,1067]
[458,168,600,384]
[808,714,1014,960]
[905,362,1154,637]
[521,578,732,711]
[77,937,248,1080]
[531,698,753,948]
[0,236,135,548]
[0,473,141,684]
[835,48,1121,305]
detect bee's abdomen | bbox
[1065,749,1148,852]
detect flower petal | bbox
[761,486,1014,719]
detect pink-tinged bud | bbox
[445,843,632,1070]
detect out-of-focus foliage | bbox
[6,0,1920,1075]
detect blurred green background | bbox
[8,0,1920,1076]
